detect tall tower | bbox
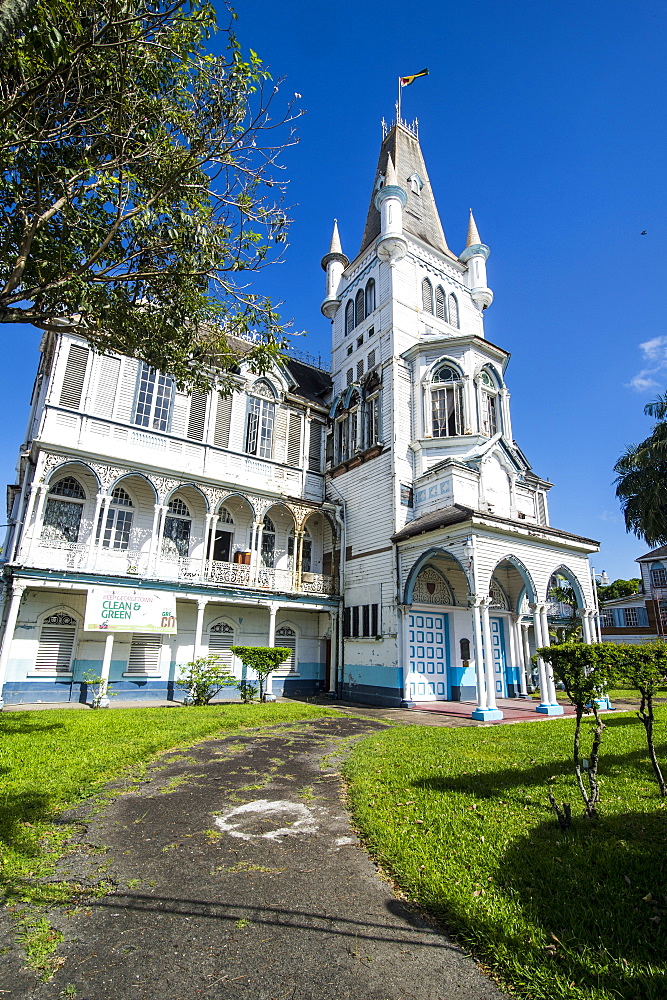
[321,119,598,714]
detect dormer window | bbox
[245,380,276,459]
[408,173,424,195]
[430,363,464,438]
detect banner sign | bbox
[84,587,177,634]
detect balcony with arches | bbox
[14,458,338,598]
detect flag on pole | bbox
[400,68,429,87]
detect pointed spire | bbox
[466,209,481,247]
[384,153,397,187]
[328,218,342,255]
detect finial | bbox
[329,219,342,255]
[466,209,481,247]
[385,152,397,187]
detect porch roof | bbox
[391,504,599,547]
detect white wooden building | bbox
[0,117,600,719]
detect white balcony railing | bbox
[25,542,337,596]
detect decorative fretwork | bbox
[412,566,454,605]
[43,612,77,626]
[489,579,510,610]
[210,621,234,634]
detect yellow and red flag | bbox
[400,68,429,87]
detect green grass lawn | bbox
[0,702,336,907]
[345,710,667,1000]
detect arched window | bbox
[479,369,500,437]
[355,288,365,327]
[345,300,354,336]
[435,286,447,321]
[275,625,297,673]
[208,620,235,669]
[365,279,376,317]
[261,515,276,568]
[422,278,433,314]
[41,476,86,544]
[430,364,464,438]
[448,293,459,329]
[162,496,191,559]
[288,528,312,573]
[211,507,234,563]
[35,611,77,673]
[98,486,134,550]
[245,381,275,459]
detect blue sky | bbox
[3,0,666,581]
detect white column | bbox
[507,615,520,696]
[471,600,487,712]
[328,608,339,695]
[14,480,39,561]
[152,505,168,576]
[193,597,208,659]
[249,520,262,585]
[97,632,114,708]
[86,493,105,570]
[539,603,558,705]
[200,514,214,581]
[92,495,112,571]
[518,620,530,697]
[0,583,26,708]
[531,604,549,706]
[481,599,498,711]
[264,603,278,701]
[206,514,219,579]
[294,530,305,592]
[581,609,594,644]
[25,486,48,563]
[146,503,163,576]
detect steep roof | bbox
[360,123,456,259]
[283,357,332,405]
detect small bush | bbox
[230,646,292,701]
[177,655,236,706]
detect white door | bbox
[408,612,448,700]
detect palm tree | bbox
[615,393,667,546]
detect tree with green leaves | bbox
[230,645,291,701]
[616,640,667,797]
[0,0,298,390]
[538,642,620,819]
[177,654,236,705]
[596,578,642,602]
[615,395,667,546]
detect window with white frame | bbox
[600,611,614,628]
[623,607,639,627]
[35,612,77,673]
[133,362,174,432]
[97,486,134,550]
[275,625,297,672]
[162,496,191,559]
[430,364,464,437]
[422,278,433,314]
[245,381,275,459]
[41,476,86,544]
[365,279,376,316]
[363,391,382,447]
[651,567,667,587]
[345,300,354,336]
[479,369,499,437]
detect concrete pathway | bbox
[1,716,504,1000]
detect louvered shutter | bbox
[275,626,296,672]
[214,393,232,448]
[273,407,288,462]
[286,413,302,466]
[59,343,89,409]
[35,614,77,673]
[93,355,121,418]
[187,392,208,441]
[127,634,162,673]
[308,422,322,471]
[208,622,234,668]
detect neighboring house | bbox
[0,115,601,719]
[600,546,667,644]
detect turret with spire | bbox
[459,210,493,310]
[320,219,349,319]
[374,152,408,264]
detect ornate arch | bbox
[546,564,587,608]
[403,547,471,605]
[109,472,158,503]
[41,456,101,490]
[489,554,538,606]
[412,565,455,606]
